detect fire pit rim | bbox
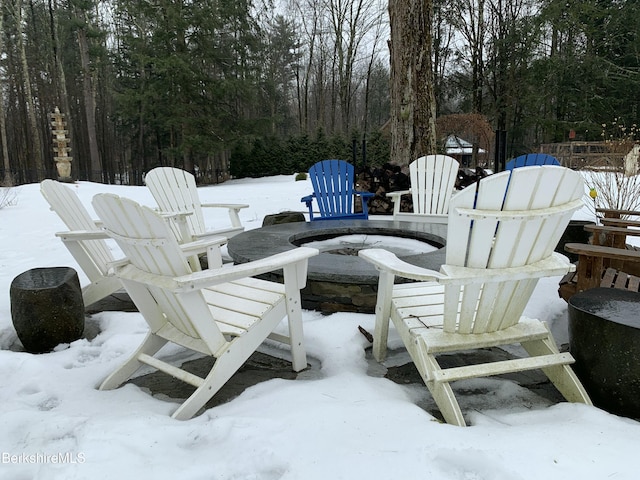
[227,219,447,284]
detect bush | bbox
[295,172,307,181]
[0,178,17,209]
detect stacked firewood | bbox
[357,164,491,215]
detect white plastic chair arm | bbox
[201,203,249,210]
[386,189,410,200]
[201,203,249,228]
[440,253,574,284]
[179,236,228,269]
[55,229,110,241]
[173,247,319,291]
[360,248,573,285]
[179,236,227,256]
[386,190,411,215]
[158,211,193,220]
[358,248,445,281]
[191,227,243,241]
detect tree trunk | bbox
[16,0,44,181]
[389,0,438,168]
[0,0,11,183]
[77,21,102,182]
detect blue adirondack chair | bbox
[301,159,375,221]
[505,153,560,170]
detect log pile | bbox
[358,164,491,215]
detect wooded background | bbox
[1,0,639,185]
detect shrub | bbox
[582,120,640,219]
[0,178,17,209]
[295,172,307,181]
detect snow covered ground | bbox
[0,174,639,480]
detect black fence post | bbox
[494,130,507,172]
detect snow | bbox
[0,174,639,479]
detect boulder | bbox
[262,211,306,226]
[10,267,84,353]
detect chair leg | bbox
[427,379,466,427]
[173,312,290,420]
[283,264,308,372]
[520,332,593,405]
[170,338,260,420]
[372,271,394,362]
[410,337,467,426]
[81,275,121,307]
[171,360,237,420]
[99,333,168,390]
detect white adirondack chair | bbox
[40,179,122,307]
[360,166,592,426]
[145,167,249,244]
[92,193,318,420]
[387,155,460,223]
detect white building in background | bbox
[445,135,486,167]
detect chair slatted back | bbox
[442,166,584,334]
[145,167,207,240]
[92,193,226,353]
[505,153,560,170]
[309,160,358,218]
[409,155,460,215]
[40,180,115,278]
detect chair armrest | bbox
[596,207,640,218]
[173,247,320,291]
[200,203,249,210]
[192,227,242,241]
[584,225,640,236]
[158,211,193,220]
[201,203,248,228]
[439,253,574,284]
[565,243,640,262]
[359,248,445,281]
[600,218,640,228]
[387,190,410,215]
[179,236,227,256]
[301,194,315,219]
[386,189,410,200]
[55,229,110,241]
[180,236,228,269]
[355,191,375,199]
[360,249,572,284]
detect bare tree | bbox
[73,4,102,182]
[0,0,12,183]
[449,0,487,114]
[290,0,386,136]
[389,0,438,167]
[10,0,44,181]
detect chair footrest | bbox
[432,353,574,383]
[138,353,205,388]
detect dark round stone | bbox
[262,211,306,226]
[10,267,85,353]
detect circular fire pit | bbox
[227,219,447,313]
